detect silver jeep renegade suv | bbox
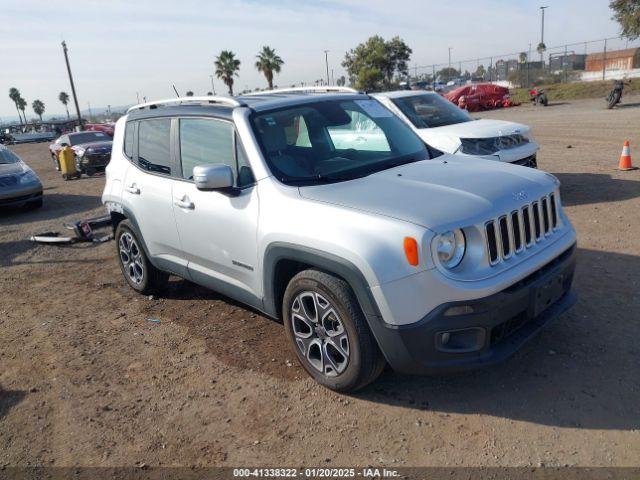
[102,87,577,392]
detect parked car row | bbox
[102,88,575,392]
[49,130,113,176]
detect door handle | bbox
[174,198,195,210]
[125,184,140,195]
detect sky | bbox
[0,0,627,120]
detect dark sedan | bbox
[49,131,113,176]
[0,146,43,209]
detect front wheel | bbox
[115,220,169,295]
[283,270,385,392]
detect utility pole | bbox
[324,50,330,85]
[603,38,608,81]
[209,75,216,95]
[61,40,83,131]
[87,102,93,121]
[448,47,452,71]
[540,6,549,63]
[136,92,140,103]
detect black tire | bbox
[283,269,385,392]
[85,167,96,177]
[115,220,169,295]
[607,91,620,109]
[540,94,548,106]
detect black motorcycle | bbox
[606,79,627,109]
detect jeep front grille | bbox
[485,193,559,265]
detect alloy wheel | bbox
[118,232,144,285]
[290,291,350,377]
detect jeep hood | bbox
[298,155,557,231]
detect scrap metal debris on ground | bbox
[30,214,113,244]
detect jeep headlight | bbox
[435,229,466,269]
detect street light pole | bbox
[540,6,549,63]
[61,40,83,131]
[324,50,330,85]
[448,47,452,71]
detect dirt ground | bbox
[1,97,639,469]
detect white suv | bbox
[102,88,577,392]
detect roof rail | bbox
[242,86,359,96]
[127,96,245,113]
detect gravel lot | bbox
[1,96,639,468]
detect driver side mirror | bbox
[193,164,235,192]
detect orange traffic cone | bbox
[618,140,638,171]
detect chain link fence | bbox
[409,36,640,88]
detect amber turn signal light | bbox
[403,237,419,266]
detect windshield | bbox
[0,148,21,164]
[251,99,428,184]
[391,93,472,129]
[68,132,110,145]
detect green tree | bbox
[32,99,45,121]
[436,67,459,82]
[519,52,528,64]
[255,46,284,90]
[336,75,346,87]
[17,97,27,123]
[58,91,70,118]
[473,65,486,79]
[610,0,640,39]
[537,42,547,56]
[8,87,24,125]
[342,35,412,91]
[215,50,241,96]
[185,91,194,97]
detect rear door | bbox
[122,117,186,276]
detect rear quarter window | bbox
[137,118,172,175]
[124,122,134,159]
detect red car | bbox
[84,123,115,136]
[444,83,515,112]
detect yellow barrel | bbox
[59,146,78,179]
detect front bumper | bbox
[369,244,576,374]
[78,153,111,169]
[0,182,43,207]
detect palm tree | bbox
[17,97,27,123]
[214,50,241,96]
[32,100,45,122]
[58,91,70,118]
[8,88,24,125]
[255,46,284,90]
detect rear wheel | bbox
[283,269,385,392]
[115,220,168,295]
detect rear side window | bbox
[138,119,172,175]
[123,122,134,159]
[179,118,234,181]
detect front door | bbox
[171,117,260,303]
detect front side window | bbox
[0,148,20,164]
[138,118,172,175]
[179,118,234,181]
[251,99,427,184]
[391,94,472,129]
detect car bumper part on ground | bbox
[371,243,576,374]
